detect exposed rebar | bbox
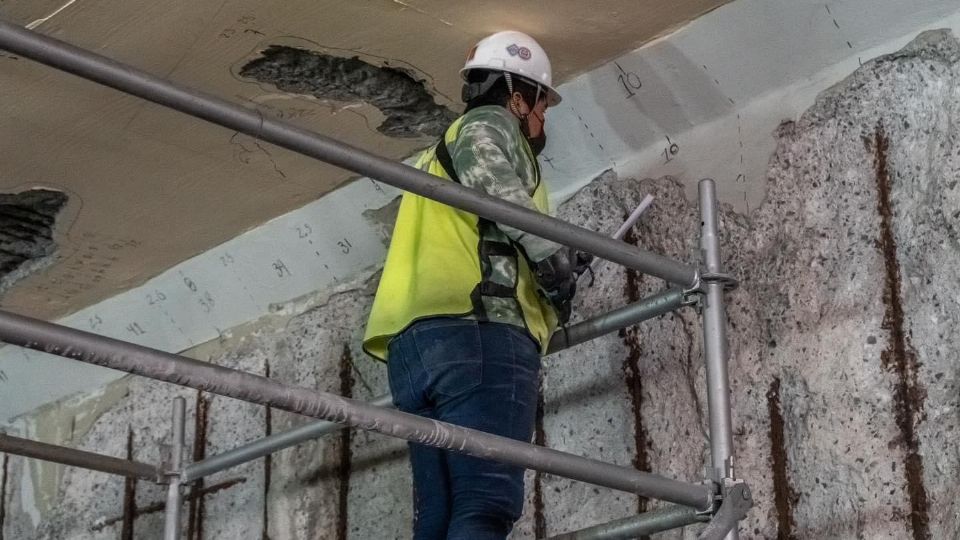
[0,310,713,509]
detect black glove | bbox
[571,250,594,278]
[533,247,591,324]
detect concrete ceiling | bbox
[0,0,728,321]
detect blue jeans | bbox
[387,317,541,540]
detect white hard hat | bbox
[461,31,562,106]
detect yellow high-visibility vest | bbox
[362,115,557,361]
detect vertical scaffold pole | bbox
[163,397,186,540]
[698,179,738,539]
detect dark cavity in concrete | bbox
[121,428,137,540]
[532,383,547,539]
[336,344,355,540]
[869,125,929,540]
[262,361,272,540]
[0,452,8,540]
[766,377,797,540]
[619,227,652,526]
[240,46,457,138]
[187,392,210,540]
[0,189,68,291]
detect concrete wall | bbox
[3,18,960,540]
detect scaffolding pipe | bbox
[548,505,706,540]
[0,310,712,510]
[184,288,685,482]
[0,20,697,287]
[0,432,158,481]
[698,179,739,539]
[547,288,684,352]
[163,397,186,540]
[182,394,394,483]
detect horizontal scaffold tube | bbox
[185,289,686,481]
[0,310,713,510]
[0,432,159,481]
[548,504,706,539]
[0,20,697,287]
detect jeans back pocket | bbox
[413,319,483,399]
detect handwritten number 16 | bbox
[615,62,642,99]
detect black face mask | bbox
[520,112,547,157]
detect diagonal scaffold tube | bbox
[0,309,714,510]
[0,19,697,288]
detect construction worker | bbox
[363,31,590,539]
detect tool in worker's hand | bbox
[576,194,656,285]
[611,194,656,241]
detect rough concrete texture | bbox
[240,46,458,139]
[3,29,960,539]
[0,189,68,297]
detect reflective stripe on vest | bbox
[362,114,557,361]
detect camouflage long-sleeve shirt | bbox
[449,105,562,261]
[444,105,563,328]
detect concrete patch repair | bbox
[239,44,458,138]
[0,189,67,296]
[2,2,960,540]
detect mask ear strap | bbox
[504,72,527,119]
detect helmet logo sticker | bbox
[506,44,532,60]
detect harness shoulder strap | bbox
[434,139,461,185]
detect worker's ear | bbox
[510,92,531,114]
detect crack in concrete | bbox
[239,46,457,138]
[390,0,454,26]
[25,0,81,30]
[766,377,797,540]
[869,125,930,540]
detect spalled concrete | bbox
[240,46,458,139]
[0,189,67,297]
[3,28,960,540]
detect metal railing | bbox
[0,19,750,540]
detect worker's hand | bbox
[533,247,581,323]
[571,250,594,278]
